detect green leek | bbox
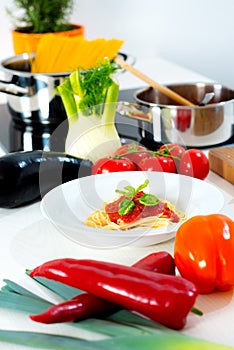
[0,278,232,349]
[58,59,121,163]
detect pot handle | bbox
[117,101,163,143]
[117,101,152,122]
[0,82,29,96]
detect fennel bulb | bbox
[65,103,121,163]
[58,59,121,162]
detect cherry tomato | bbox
[138,156,177,173]
[114,143,151,169]
[159,144,186,159]
[92,157,136,175]
[159,143,186,171]
[179,149,209,180]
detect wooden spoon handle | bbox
[115,56,194,107]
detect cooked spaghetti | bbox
[84,180,185,231]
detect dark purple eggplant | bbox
[0,151,92,208]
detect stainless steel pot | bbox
[0,53,71,126]
[118,83,234,147]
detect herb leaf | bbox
[118,199,135,216]
[115,180,149,198]
[116,185,135,198]
[135,180,149,194]
[116,180,153,215]
[76,59,119,116]
[138,194,159,206]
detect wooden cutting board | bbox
[208,146,234,185]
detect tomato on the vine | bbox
[92,157,136,175]
[138,156,177,173]
[114,143,151,169]
[159,144,186,159]
[159,143,186,171]
[179,149,209,180]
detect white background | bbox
[0,0,234,88]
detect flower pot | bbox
[12,24,85,55]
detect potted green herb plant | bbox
[7,0,84,54]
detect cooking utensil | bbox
[116,56,215,108]
[199,92,215,106]
[117,83,234,147]
[0,53,68,126]
[115,56,194,107]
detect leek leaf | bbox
[2,278,46,298]
[27,273,83,300]
[0,291,52,314]
[0,331,231,350]
[0,330,91,350]
[0,279,149,337]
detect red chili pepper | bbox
[133,251,175,275]
[30,251,175,324]
[30,256,197,330]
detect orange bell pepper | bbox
[174,214,234,294]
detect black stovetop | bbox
[0,88,233,153]
[0,88,144,153]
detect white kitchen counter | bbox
[0,56,233,349]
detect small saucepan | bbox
[0,53,69,127]
[118,82,234,147]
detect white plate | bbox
[40,171,224,249]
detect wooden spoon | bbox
[115,56,195,107]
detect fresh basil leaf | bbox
[135,180,149,194]
[138,194,159,206]
[118,199,135,216]
[115,185,135,198]
[123,186,136,197]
